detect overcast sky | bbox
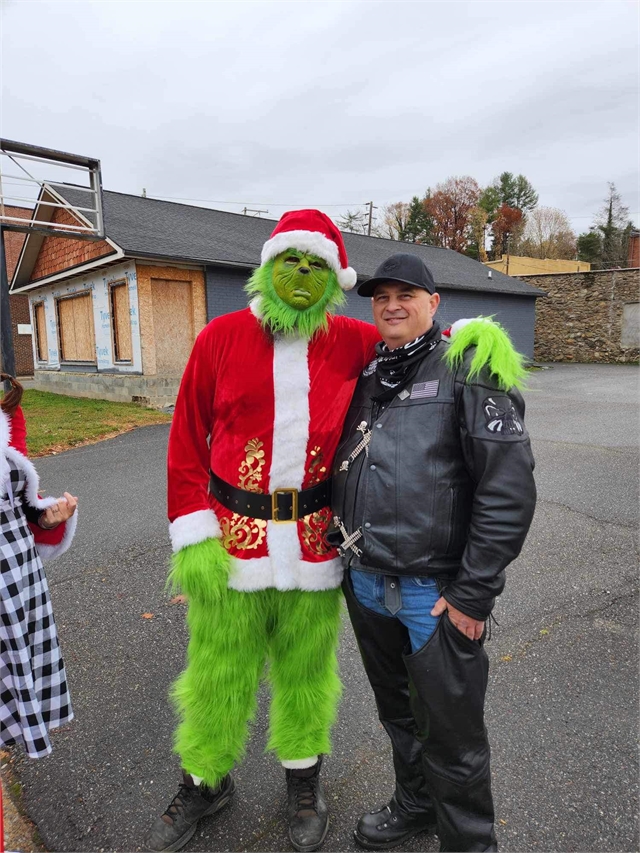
[1,0,638,236]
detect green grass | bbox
[19,390,171,456]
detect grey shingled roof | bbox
[34,188,545,297]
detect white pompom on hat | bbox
[261,209,358,291]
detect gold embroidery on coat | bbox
[221,514,267,551]
[301,507,333,556]
[221,438,268,551]
[301,447,332,556]
[238,438,266,493]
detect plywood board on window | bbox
[111,282,133,361]
[58,293,95,362]
[150,279,194,376]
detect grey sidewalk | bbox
[7,364,640,852]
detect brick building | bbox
[11,188,543,407]
[4,206,35,375]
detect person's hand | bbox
[40,493,78,529]
[431,596,485,641]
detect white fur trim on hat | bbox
[449,317,491,337]
[260,230,357,291]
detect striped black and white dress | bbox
[1,459,73,758]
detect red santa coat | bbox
[0,406,76,560]
[167,301,380,592]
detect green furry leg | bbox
[266,588,343,762]
[171,588,268,787]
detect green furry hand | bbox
[167,538,231,605]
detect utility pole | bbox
[365,201,378,236]
[243,207,269,217]
[505,232,511,276]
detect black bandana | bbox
[374,322,441,389]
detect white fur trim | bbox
[227,555,343,592]
[281,756,319,770]
[249,296,263,319]
[36,507,78,562]
[169,509,222,552]
[449,317,490,337]
[261,231,356,291]
[337,266,357,290]
[4,447,57,511]
[0,411,78,562]
[266,335,310,588]
[0,409,11,490]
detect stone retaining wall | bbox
[518,269,640,363]
[33,371,180,409]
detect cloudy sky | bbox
[1,0,638,235]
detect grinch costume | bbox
[146,210,379,853]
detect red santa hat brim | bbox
[261,230,357,291]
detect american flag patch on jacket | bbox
[410,380,440,399]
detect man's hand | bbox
[431,596,485,641]
[40,493,78,529]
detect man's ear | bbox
[429,292,440,317]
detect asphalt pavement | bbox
[9,363,639,853]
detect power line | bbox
[147,194,363,207]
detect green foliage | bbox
[444,319,527,391]
[405,194,435,243]
[245,258,345,337]
[595,183,633,269]
[496,172,539,212]
[577,230,603,264]
[479,185,501,221]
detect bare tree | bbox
[375,202,411,240]
[519,206,576,259]
[337,209,368,235]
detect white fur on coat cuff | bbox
[169,509,221,552]
[37,509,78,563]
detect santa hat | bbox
[261,209,358,291]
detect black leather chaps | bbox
[344,573,497,852]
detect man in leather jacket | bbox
[331,253,537,852]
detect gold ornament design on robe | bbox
[301,447,333,556]
[220,438,267,551]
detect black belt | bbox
[209,469,332,523]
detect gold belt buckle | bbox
[272,488,298,523]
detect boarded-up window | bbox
[621,303,640,349]
[57,293,96,362]
[33,303,47,362]
[110,282,133,362]
[151,279,195,376]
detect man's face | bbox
[371,282,440,348]
[272,250,331,310]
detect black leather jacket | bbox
[331,338,537,620]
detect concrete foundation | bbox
[32,370,180,409]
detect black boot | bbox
[145,771,235,852]
[355,795,437,850]
[286,758,329,852]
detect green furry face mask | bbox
[245,250,345,337]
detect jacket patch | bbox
[410,380,439,399]
[483,396,523,435]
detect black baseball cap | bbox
[357,252,436,297]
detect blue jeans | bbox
[349,569,440,653]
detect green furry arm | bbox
[444,318,527,391]
[167,538,231,605]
